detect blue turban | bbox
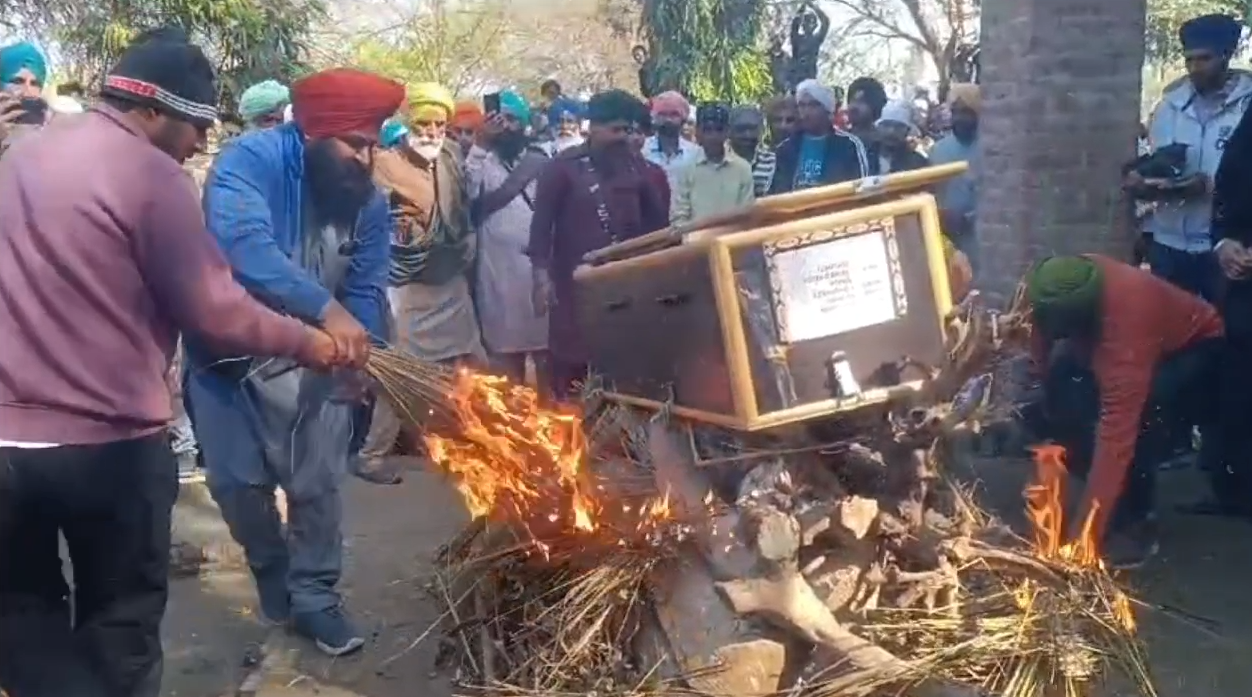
[238,80,290,121]
[547,96,582,124]
[0,42,47,85]
[379,118,409,148]
[1179,13,1242,57]
[499,90,531,124]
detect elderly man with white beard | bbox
[355,82,485,481]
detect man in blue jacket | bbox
[186,68,402,656]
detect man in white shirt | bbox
[641,90,699,187]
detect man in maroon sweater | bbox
[0,30,363,697]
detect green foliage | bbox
[351,0,518,95]
[639,0,774,103]
[1145,0,1244,64]
[2,0,325,107]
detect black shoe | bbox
[1103,524,1159,571]
[349,456,403,485]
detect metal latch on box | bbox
[825,351,862,399]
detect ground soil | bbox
[159,453,1252,697]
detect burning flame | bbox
[1024,444,1136,632]
[1024,444,1100,566]
[423,369,672,537]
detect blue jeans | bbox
[1146,242,1220,303]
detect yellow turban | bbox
[947,83,980,113]
[408,82,454,121]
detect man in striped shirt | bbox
[729,105,777,197]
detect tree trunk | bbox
[975,0,1147,298]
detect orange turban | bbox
[450,100,484,130]
[291,68,405,140]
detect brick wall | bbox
[976,0,1147,298]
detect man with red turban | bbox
[186,67,403,657]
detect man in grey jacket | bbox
[1129,13,1250,302]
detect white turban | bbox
[876,100,919,135]
[795,79,836,112]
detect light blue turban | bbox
[238,80,290,121]
[0,42,47,85]
[379,118,409,148]
[499,90,531,124]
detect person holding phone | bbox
[465,90,552,390]
[0,41,49,150]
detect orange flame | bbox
[423,368,673,538]
[1025,444,1101,566]
[1025,444,1136,631]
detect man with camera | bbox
[0,41,51,152]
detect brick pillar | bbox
[976,0,1147,297]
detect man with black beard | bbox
[186,68,401,657]
[466,90,552,388]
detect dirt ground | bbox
[160,453,1252,697]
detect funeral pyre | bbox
[365,289,1156,697]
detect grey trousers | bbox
[185,368,353,615]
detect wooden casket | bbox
[574,163,966,432]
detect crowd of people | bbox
[1,10,1252,697]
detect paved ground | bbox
[160,453,1252,697]
[163,459,463,697]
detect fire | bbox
[1024,444,1136,632]
[1025,444,1101,566]
[423,368,673,537]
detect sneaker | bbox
[292,606,365,656]
[349,455,403,485]
[1103,524,1160,571]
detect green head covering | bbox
[1026,256,1104,334]
[238,80,290,122]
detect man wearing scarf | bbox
[670,102,755,226]
[358,83,484,470]
[769,79,869,194]
[929,83,981,266]
[237,79,290,130]
[0,29,351,696]
[1132,13,1252,305]
[0,41,49,150]
[466,90,552,387]
[186,67,400,656]
[1023,255,1225,569]
[528,89,669,397]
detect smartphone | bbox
[483,92,501,115]
[11,98,46,125]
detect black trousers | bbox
[0,433,177,697]
[1039,338,1224,531]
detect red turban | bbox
[291,68,405,140]
[450,100,484,131]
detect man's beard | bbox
[730,138,757,160]
[409,136,444,163]
[305,140,374,226]
[493,130,530,163]
[655,121,681,137]
[952,123,977,143]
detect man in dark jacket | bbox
[769,78,870,194]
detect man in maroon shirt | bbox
[527,89,669,398]
[0,30,361,697]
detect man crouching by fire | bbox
[1022,254,1226,570]
[185,68,401,656]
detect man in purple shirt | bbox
[0,30,362,697]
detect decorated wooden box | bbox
[574,164,964,432]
